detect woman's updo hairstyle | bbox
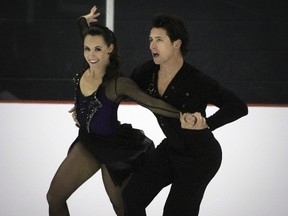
[84,23,122,81]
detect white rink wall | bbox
[0,102,288,216]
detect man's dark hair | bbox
[152,14,190,56]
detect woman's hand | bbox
[82,5,100,25]
[69,106,80,127]
[180,112,209,130]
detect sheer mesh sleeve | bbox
[106,77,180,118]
[77,17,89,40]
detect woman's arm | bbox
[77,5,100,39]
[106,77,180,118]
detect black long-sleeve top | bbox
[132,60,248,141]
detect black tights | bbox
[47,142,129,216]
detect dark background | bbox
[1,0,287,104]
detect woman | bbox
[46,16,180,216]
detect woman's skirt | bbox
[69,124,155,186]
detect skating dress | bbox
[70,72,179,186]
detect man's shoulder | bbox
[182,62,220,87]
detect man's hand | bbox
[180,112,209,130]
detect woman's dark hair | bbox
[151,14,189,56]
[83,23,121,81]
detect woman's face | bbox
[83,34,113,70]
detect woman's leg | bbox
[46,142,101,216]
[101,165,131,216]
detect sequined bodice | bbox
[74,73,120,135]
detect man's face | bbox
[149,27,176,65]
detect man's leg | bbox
[122,143,172,216]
